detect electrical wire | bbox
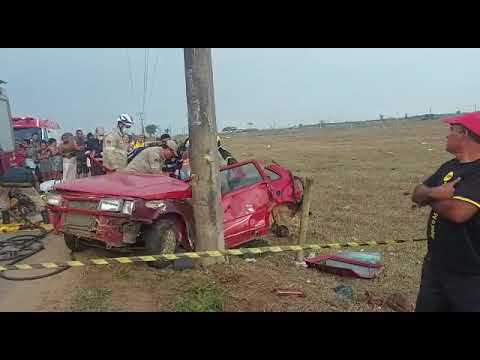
[125,48,135,100]
[148,48,160,104]
[142,48,150,118]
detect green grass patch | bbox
[115,267,132,280]
[175,283,225,312]
[71,288,113,312]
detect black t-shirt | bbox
[424,158,480,274]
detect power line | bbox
[142,48,149,115]
[125,48,135,100]
[141,48,150,135]
[149,49,160,102]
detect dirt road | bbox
[0,231,80,311]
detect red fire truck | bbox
[0,84,61,174]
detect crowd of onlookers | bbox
[12,129,237,185]
[14,128,110,183]
[13,128,164,184]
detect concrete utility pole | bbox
[183,48,225,264]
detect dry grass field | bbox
[40,119,453,312]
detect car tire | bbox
[64,234,88,252]
[143,218,181,269]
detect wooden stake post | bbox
[183,48,225,265]
[297,177,313,262]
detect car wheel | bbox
[64,234,88,252]
[143,218,181,269]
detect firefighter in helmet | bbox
[125,140,178,175]
[103,114,133,171]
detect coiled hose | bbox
[0,225,71,281]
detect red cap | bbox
[443,112,480,137]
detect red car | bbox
[46,160,303,257]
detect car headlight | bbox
[122,200,135,215]
[98,199,123,212]
[46,194,63,206]
[145,200,167,212]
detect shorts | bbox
[415,256,480,312]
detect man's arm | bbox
[412,184,435,206]
[430,199,479,224]
[412,178,461,206]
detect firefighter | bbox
[217,136,237,166]
[0,158,48,224]
[180,136,237,167]
[124,140,177,175]
[103,114,133,171]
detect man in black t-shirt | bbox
[412,112,480,312]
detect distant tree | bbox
[145,124,158,137]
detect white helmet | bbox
[117,113,133,128]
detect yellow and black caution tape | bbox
[0,238,427,272]
[0,223,53,233]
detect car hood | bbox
[54,171,192,201]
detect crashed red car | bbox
[46,160,303,258]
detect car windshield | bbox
[14,128,41,143]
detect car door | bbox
[221,161,271,248]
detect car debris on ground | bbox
[306,251,384,279]
[385,293,414,312]
[334,284,353,300]
[364,291,414,312]
[272,288,306,298]
[365,290,385,307]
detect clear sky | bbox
[1,48,479,135]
